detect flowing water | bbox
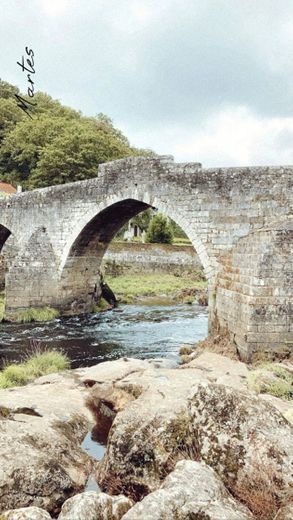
[0,303,208,368]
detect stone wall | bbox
[102,242,202,275]
[216,218,293,361]
[0,155,291,360]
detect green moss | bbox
[14,306,60,323]
[0,350,70,389]
[248,364,293,400]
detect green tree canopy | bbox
[146,213,173,244]
[0,80,154,189]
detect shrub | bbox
[146,214,173,244]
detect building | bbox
[0,183,19,197]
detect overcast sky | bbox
[1,0,293,167]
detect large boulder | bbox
[0,413,92,514]
[0,372,93,514]
[57,491,133,520]
[122,460,253,519]
[94,360,292,515]
[188,382,293,499]
[0,507,51,519]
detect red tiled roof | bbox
[0,182,17,194]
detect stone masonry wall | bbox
[216,218,293,361]
[102,242,202,275]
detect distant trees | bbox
[146,214,173,244]
[0,80,153,189]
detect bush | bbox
[146,214,173,244]
[0,350,70,388]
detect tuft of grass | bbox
[248,364,293,400]
[25,350,70,377]
[14,306,60,323]
[0,350,70,389]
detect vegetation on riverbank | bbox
[106,272,207,304]
[12,306,60,323]
[0,350,70,389]
[0,293,59,323]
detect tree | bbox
[146,214,173,244]
[0,80,155,189]
[131,208,154,231]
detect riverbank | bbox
[105,272,208,304]
[0,353,292,519]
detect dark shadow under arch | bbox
[0,224,11,252]
[69,199,150,257]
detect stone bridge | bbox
[0,155,292,361]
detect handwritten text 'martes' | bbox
[15,47,37,119]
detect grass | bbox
[0,292,59,322]
[106,273,207,304]
[0,350,70,389]
[248,363,293,400]
[11,306,60,323]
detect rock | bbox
[0,358,160,513]
[122,460,253,519]
[180,351,250,391]
[274,504,293,520]
[93,358,292,513]
[0,372,94,513]
[57,491,133,520]
[0,413,92,514]
[0,506,52,519]
[188,382,293,498]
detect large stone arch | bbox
[59,192,213,314]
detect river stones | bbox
[0,506,52,519]
[57,491,133,520]
[122,460,253,520]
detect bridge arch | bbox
[59,192,214,314]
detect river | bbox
[0,303,208,368]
